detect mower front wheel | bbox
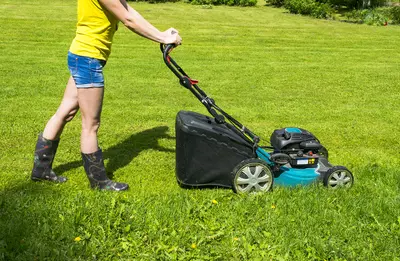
[232,159,274,194]
[323,166,354,189]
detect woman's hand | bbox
[162,28,182,45]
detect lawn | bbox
[0,0,399,260]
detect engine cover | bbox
[270,127,322,152]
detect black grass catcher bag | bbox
[175,110,255,188]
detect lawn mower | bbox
[161,44,354,193]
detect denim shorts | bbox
[67,51,106,88]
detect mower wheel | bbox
[318,146,329,159]
[232,159,273,194]
[323,166,354,189]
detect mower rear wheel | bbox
[323,166,354,189]
[232,159,273,194]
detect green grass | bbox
[1,0,400,260]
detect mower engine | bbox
[270,127,326,168]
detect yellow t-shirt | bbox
[69,0,119,61]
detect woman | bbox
[31,0,182,191]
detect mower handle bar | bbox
[160,43,260,146]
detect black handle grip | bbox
[161,43,182,80]
[160,43,175,57]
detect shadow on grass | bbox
[0,181,63,260]
[54,126,175,177]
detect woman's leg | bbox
[32,76,79,183]
[43,76,79,140]
[78,87,128,191]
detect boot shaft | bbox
[34,133,60,165]
[31,133,66,183]
[33,133,59,168]
[81,149,129,191]
[81,149,108,183]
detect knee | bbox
[54,108,78,124]
[64,108,78,122]
[81,119,101,134]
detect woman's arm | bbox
[98,0,181,45]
